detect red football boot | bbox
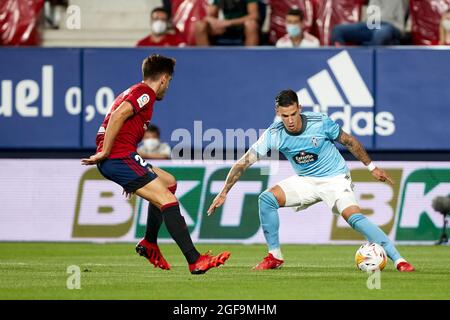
[189,251,231,275]
[253,253,284,270]
[396,261,415,272]
[135,239,171,270]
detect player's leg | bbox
[136,179,230,274]
[253,185,285,270]
[97,155,172,270]
[341,206,414,272]
[325,175,415,272]
[143,166,177,244]
[136,166,176,270]
[254,176,319,270]
[259,186,284,256]
[135,178,198,261]
[98,154,229,274]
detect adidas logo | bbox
[297,50,395,137]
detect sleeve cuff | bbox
[334,128,343,141]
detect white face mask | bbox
[143,138,160,150]
[286,24,301,37]
[151,20,168,35]
[443,19,450,32]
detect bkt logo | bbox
[297,50,395,136]
[72,166,269,240]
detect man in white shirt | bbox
[276,8,320,48]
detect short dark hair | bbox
[286,8,304,21]
[146,124,160,137]
[151,7,169,18]
[275,89,299,107]
[142,54,176,81]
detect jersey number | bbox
[134,154,148,167]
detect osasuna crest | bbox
[312,137,318,147]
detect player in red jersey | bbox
[82,54,230,274]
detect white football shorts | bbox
[277,173,358,215]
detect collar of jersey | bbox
[284,114,307,136]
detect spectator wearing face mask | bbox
[438,9,450,45]
[136,7,186,47]
[275,9,319,48]
[137,125,172,159]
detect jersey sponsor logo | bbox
[296,50,395,137]
[137,93,150,108]
[293,151,318,164]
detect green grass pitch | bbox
[0,242,449,299]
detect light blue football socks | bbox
[258,191,281,254]
[347,213,402,262]
[259,193,403,264]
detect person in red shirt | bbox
[81,54,229,274]
[136,7,186,47]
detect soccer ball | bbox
[355,243,387,272]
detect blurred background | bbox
[0,0,449,246]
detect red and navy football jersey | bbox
[96,82,156,158]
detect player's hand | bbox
[81,152,109,165]
[371,167,394,185]
[207,193,227,216]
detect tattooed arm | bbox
[207,150,258,215]
[338,130,394,185]
[338,130,371,165]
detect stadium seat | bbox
[42,0,163,47]
[171,0,208,46]
[314,0,363,45]
[410,0,450,45]
[0,0,44,46]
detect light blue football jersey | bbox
[251,112,348,177]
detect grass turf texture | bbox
[0,243,449,299]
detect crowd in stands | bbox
[135,0,450,47]
[1,0,450,46]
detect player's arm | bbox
[81,101,134,165]
[207,149,258,215]
[337,130,394,185]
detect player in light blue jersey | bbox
[208,89,415,272]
